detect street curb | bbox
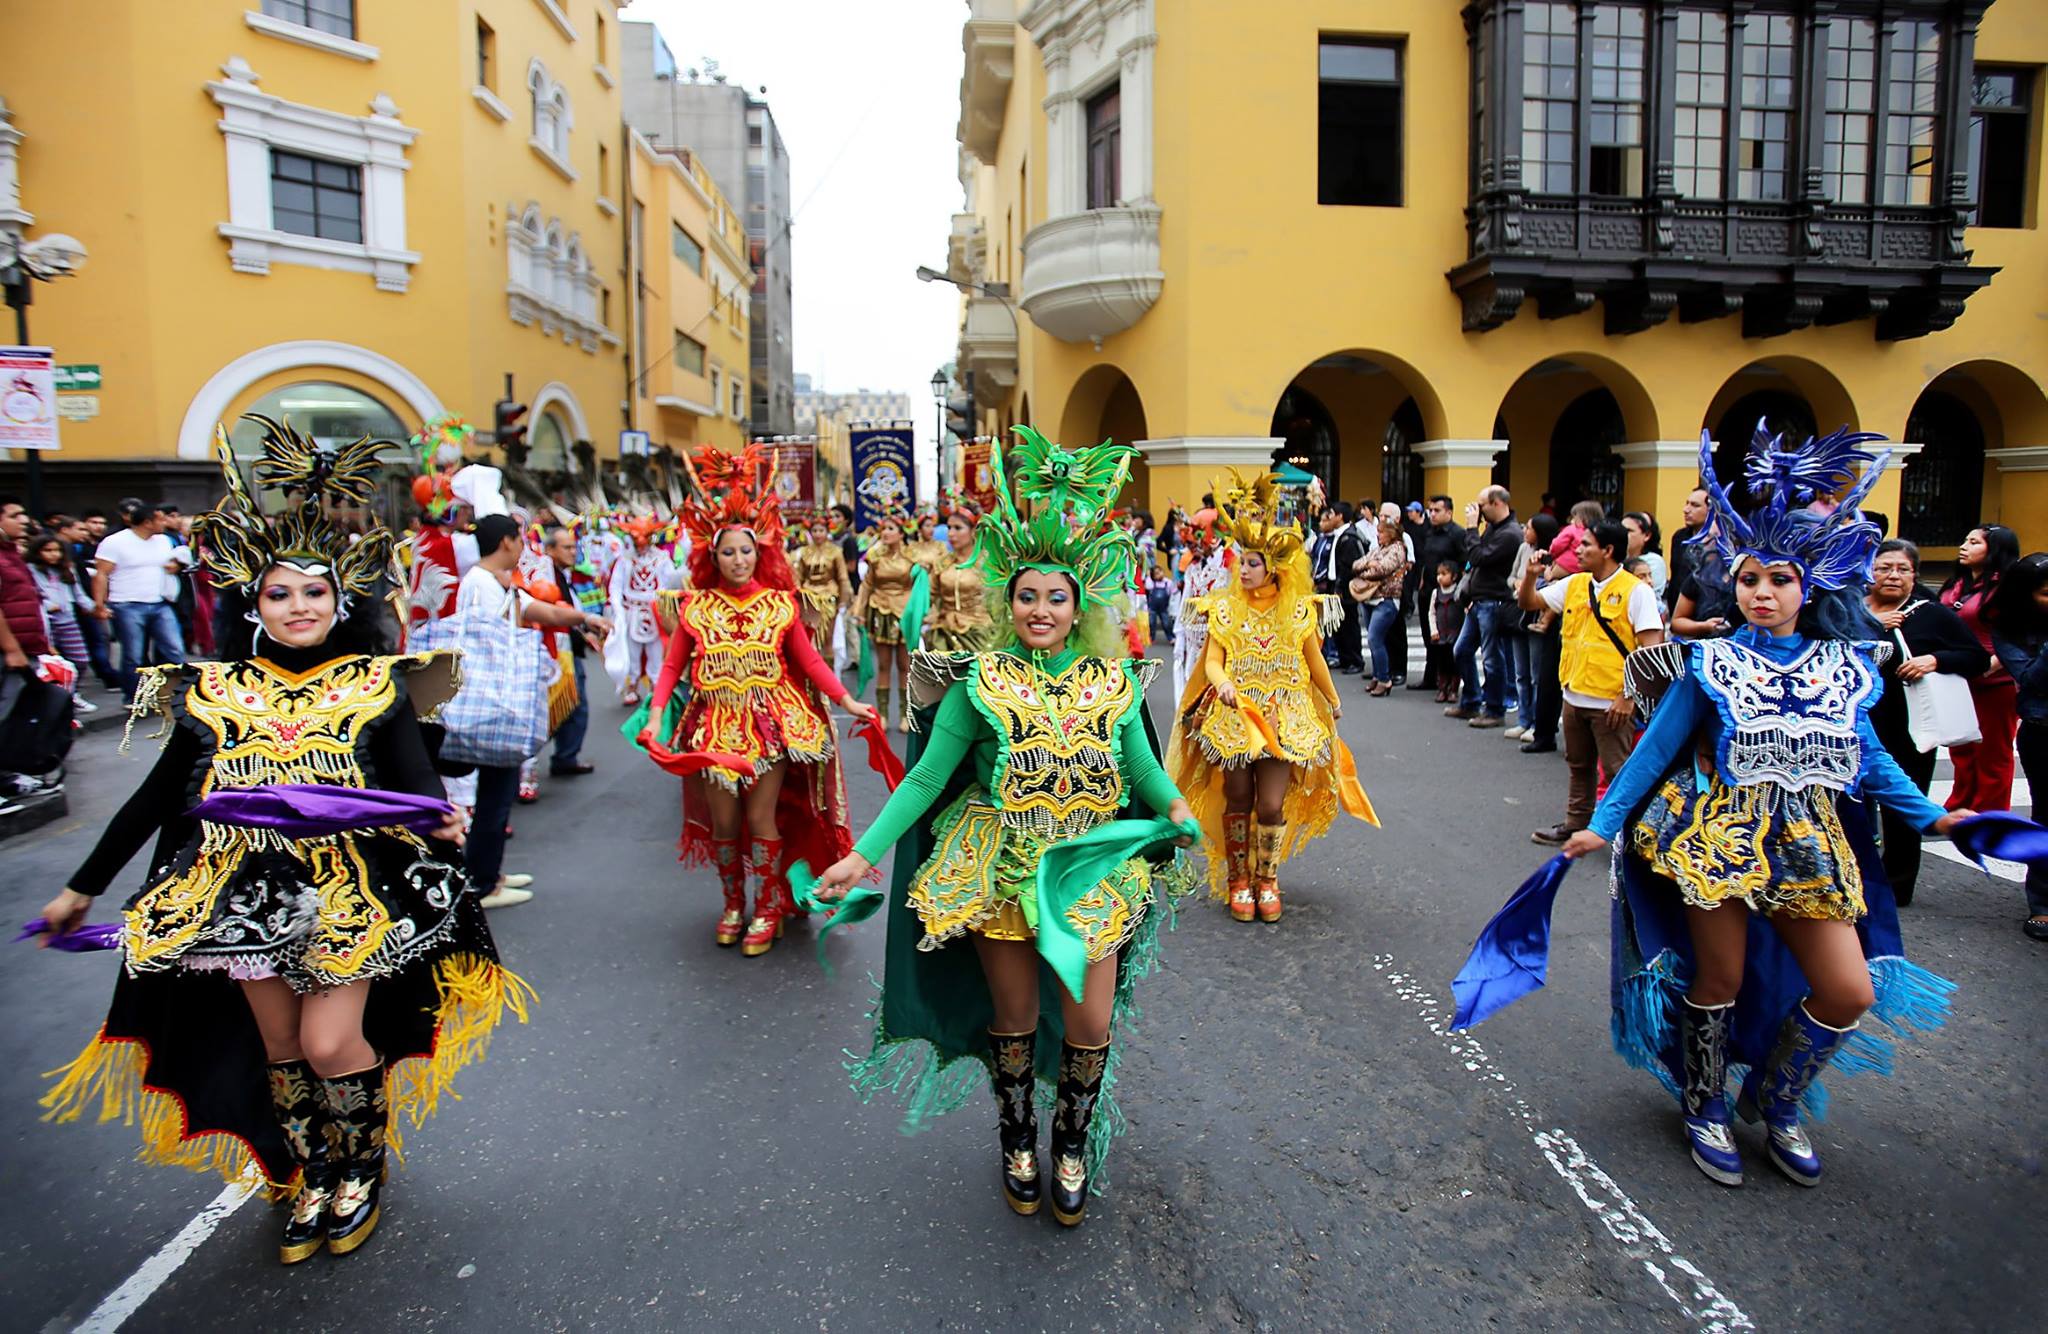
[0,788,69,841]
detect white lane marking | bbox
[74,1170,261,1333]
[1373,956,1755,1333]
[1925,839,2028,883]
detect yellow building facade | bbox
[625,134,750,455]
[949,0,2048,557]
[1,0,630,509]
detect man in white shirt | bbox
[454,515,609,909]
[1516,517,1666,845]
[91,499,186,703]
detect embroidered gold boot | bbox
[1049,1039,1108,1227]
[1224,812,1254,922]
[1253,821,1287,923]
[318,1061,388,1257]
[267,1060,334,1265]
[988,1030,1041,1216]
[712,837,746,947]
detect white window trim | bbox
[243,9,379,62]
[532,0,578,42]
[656,394,718,417]
[205,57,420,292]
[504,204,617,352]
[1032,0,1157,217]
[471,85,511,122]
[593,63,616,89]
[529,136,579,181]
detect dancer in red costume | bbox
[629,446,879,956]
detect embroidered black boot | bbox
[267,1060,336,1264]
[1049,1039,1109,1227]
[988,1030,1041,1216]
[318,1061,389,1256]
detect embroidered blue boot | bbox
[1678,997,1743,1187]
[1739,1002,1857,1188]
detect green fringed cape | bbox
[844,689,1194,1195]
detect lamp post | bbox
[929,366,948,497]
[1,101,88,517]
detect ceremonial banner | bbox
[766,438,817,517]
[849,427,914,531]
[960,439,996,511]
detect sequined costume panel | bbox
[861,549,918,646]
[795,541,849,635]
[968,652,1136,841]
[1631,776,1864,919]
[1693,638,1881,792]
[121,655,467,993]
[925,551,996,652]
[906,793,1145,958]
[1187,593,1332,766]
[670,587,833,788]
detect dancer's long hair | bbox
[688,524,794,593]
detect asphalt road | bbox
[2,658,2042,1333]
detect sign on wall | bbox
[848,427,914,533]
[0,346,60,451]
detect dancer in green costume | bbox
[812,427,1198,1227]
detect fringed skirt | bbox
[864,608,907,648]
[1630,776,1863,921]
[906,792,1147,959]
[664,680,834,795]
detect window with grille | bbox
[1969,68,2034,229]
[1884,21,1942,205]
[1673,10,1728,198]
[1820,17,1876,204]
[1086,84,1122,209]
[270,151,362,243]
[1588,6,1646,195]
[1319,39,1404,206]
[1521,3,1577,193]
[1737,14,1796,201]
[262,0,353,39]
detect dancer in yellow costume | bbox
[795,512,854,652]
[922,507,998,652]
[36,417,531,1265]
[1169,471,1379,922]
[850,509,922,731]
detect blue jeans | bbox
[551,653,590,770]
[110,601,185,702]
[1364,600,1402,682]
[1456,598,1514,717]
[1510,627,1537,730]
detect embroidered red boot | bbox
[742,836,787,957]
[712,838,746,947]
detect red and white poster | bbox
[0,346,59,451]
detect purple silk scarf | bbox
[185,784,454,838]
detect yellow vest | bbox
[1557,569,1646,701]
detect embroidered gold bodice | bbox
[929,550,992,632]
[861,548,918,617]
[683,587,796,696]
[178,655,414,795]
[909,538,947,570]
[971,653,1136,840]
[1202,591,1316,694]
[796,541,849,610]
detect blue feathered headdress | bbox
[1695,421,1890,592]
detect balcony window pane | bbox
[1673,10,1729,197]
[1521,2,1577,193]
[1738,14,1796,201]
[1968,67,2033,228]
[1884,21,1942,205]
[1085,83,1121,209]
[1820,17,1875,203]
[1588,5,1646,195]
[1319,38,1403,205]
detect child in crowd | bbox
[1427,560,1464,705]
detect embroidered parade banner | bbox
[764,438,817,519]
[960,438,996,511]
[849,427,915,532]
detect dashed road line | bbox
[1372,955,1755,1333]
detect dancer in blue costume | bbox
[1559,425,1973,1190]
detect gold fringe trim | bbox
[40,953,535,1192]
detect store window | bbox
[228,381,404,463]
[1970,68,2035,229]
[1319,39,1403,206]
[530,409,568,473]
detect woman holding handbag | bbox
[1938,524,2021,810]
[1351,510,1410,696]
[1864,539,1988,905]
[1985,551,2048,941]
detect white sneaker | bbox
[1503,726,1526,741]
[500,873,534,889]
[479,886,534,909]
[72,695,98,715]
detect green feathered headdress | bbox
[968,426,1139,609]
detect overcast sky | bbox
[621,1,965,453]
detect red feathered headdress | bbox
[679,443,784,547]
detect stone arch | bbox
[1703,356,1858,504]
[1059,363,1150,504]
[1491,355,1663,514]
[1266,349,1448,503]
[178,340,444,460]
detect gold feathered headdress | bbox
[193,414,394,604]
[1211,468,1304,568]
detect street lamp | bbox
[914,265,1010,302]
[930,367,949,499]
[2,231,89,516]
